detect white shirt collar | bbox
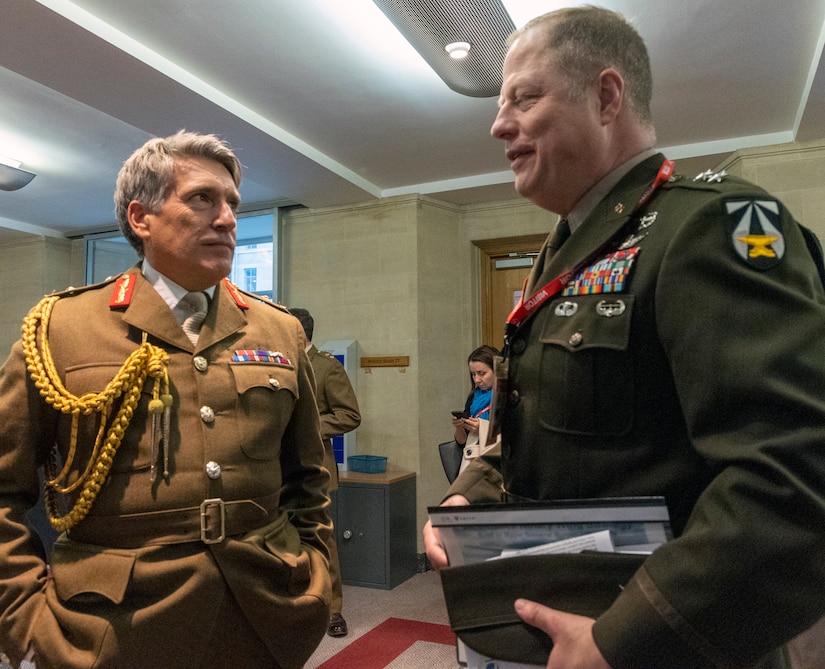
[141,258,216,311]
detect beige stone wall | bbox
[719,138,825,240]
[0,236,76,358]
[415,199,470,513]
[281,193,550,547]
[282,196,422,471]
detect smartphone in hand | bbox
[451,410,470,419]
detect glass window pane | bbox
[86,235,138,284]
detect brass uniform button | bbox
[205,461,221,480]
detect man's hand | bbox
[514,599,612,669]
[422,494,469,571]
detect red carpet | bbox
[317,617,456,669]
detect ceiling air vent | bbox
[373,0,515,97]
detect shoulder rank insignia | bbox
[724,199,784,270]
[694,169,728,183]
[109,273,137,308]
[223,277,250,309]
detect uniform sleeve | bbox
[317,360,361,440]
[276,334,333,558]
[445,455,504,504]
[594,193,825,667]
[0,340,54,659]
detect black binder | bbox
[440,552,645,665]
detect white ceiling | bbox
[1,0,825,242]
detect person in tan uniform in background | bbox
[289,308,361,638]
[0,131,332,669]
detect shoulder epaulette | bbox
[47,273,121,300]
[231,283,290,314]
[318,349,336,361]
[662,169,761,195]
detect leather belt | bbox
[66,492,281,548]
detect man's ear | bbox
[127,200,151,242]
[597,67,624,124]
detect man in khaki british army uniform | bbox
[0,131,332,668]
[289,308,361,637]
[425,8,825,669]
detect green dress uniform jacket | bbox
[449,154,825,668]
[306,344,361,493]
[0,270,332,669]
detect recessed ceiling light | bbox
[372,0,514,96]
[445,41,471,59]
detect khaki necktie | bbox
[547,218,571,252]
[178,291,209,344]
[529,218,571,292]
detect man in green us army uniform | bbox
[424,7,825,669]
[0,131,332,668]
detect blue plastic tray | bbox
[348,455,388,473]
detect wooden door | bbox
[476,234,547,348]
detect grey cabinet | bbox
[330,470,416,589]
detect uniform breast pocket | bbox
[536,296,635,437]
[231,363,299,460]
[63,362,155,472]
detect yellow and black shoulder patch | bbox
[724,198,785,271]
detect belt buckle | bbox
[200,498,226,544]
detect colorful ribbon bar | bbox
[232,350,292,365]
[562,247,640,296]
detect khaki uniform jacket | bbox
[449,155,825,668]
[0,270,332,669]
[307,344,361,492]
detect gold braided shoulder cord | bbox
[22,295,171,531]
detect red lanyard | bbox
[473,404,491,418]
[504,158,673,345]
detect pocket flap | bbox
[230,363,298,397]
[539,296,634,352]
[51,542,136,605]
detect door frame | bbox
[474,234,547,346]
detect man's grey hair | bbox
[511,5,653,125]
[113,130,242,257]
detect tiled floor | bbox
[305,570,455,669]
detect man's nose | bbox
[215,202,237,229]
[490,106,512,140]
